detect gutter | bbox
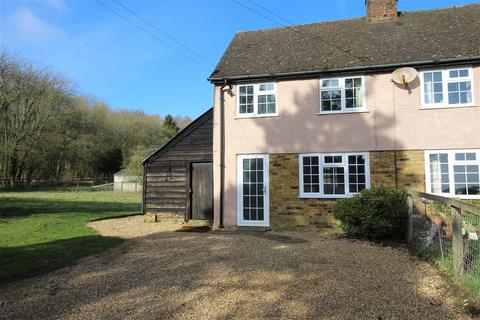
[208,56,480,84]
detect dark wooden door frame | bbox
[186,161,213,221]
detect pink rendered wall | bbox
[213,66,480,227]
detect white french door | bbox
[237,154,269,227]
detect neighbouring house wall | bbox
[213,66,480,228]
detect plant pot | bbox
[431,215,443,227]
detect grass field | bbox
[0,191,141,280]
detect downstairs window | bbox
[425,150,480,198]
[299,152,370,198]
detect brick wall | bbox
[269,154,337,231]
[269,150,425,231]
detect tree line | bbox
[0,52,190,185]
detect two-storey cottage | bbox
[208,1,480,230]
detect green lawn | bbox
[0,191,141,280]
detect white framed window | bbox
[299,152,370,198]
[237,83,277,117]
[420,67,474,108]
[319,76,366,113]
[425,149,480,199]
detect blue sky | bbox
[1,0,478,118]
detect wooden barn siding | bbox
[145,112,213,216]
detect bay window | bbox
[425,150,480,198]
[299,152,370,198]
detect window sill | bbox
[235,114,279,119]
[317,109,369,115]
[420,104,478,110]
[298,194,356,199]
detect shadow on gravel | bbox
[242,232,308,243]
[0,235,124,283]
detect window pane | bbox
[348,155,367,193]
[448,93,459,104]
[345,77,362,109]
[267,103,276,114]
[258,103,266,114]
[453,164,479,195]
[322,79,340,87]
[466,153,477,161]
[323,167,345,195]
[449,70,459,78]
[448,83,459,91]
[303,156,320,194]
[321,89,342,112]
[434,93,443,103]
[459,82,471,91]
[455,153,466,161]
[455,184,467,195]
[429,153,449,193]
[448,78,472,105]
[459,69,469,77]
[423,72,443,104]
[460,92,472,104]
[239,85,254,114]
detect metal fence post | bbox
[451,205,463,275]
[407,193,413,244]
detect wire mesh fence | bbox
[408,191,480,298]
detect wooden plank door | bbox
[190,162,213,220]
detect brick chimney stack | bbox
[366,0,398,20]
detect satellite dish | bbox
[391,67,418,85]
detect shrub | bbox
[333,186,408,240]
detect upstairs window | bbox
[299,152,370,198]
[422,68,474,108]
[320,77,365,113]
[425,150,480,198]
[237,83,276,117]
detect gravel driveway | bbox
[0,216,470,320]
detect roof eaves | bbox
[208,55,480,84]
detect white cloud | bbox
[8,6,66,43]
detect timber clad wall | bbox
[269,150,425,231]
[144,110,213,219]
